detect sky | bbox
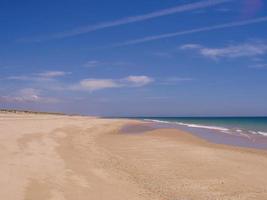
[1,0,267,116]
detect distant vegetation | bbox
[0,109,66,115]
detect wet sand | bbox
[121,122,267,150]
[1,112,267,199]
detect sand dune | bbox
[0,113,267,200]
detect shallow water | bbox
[142,117,267,136]
[121,117,267,150]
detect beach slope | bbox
[0,112,267,200]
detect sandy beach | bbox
[0,112,267,200]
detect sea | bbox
[136,117,267,150]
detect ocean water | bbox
[132,117,267,150]
[141,117,267,137]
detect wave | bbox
[144,119,267,137]
[145,119,229,131]
[144,119,172,124]
[175,122,229,131]
[257,131,267,136]
[248,131,267,136]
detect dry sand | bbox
[0,112,267,200]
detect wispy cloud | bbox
[161,77,194,85]
[79,79,121,91]
[180,41,267,59]
[180,44,202,49]
[124,76,153,86]
[249,63,267,69]
[74,75,154,91]
[83,60,134,68]
[7,75,37,81]
[83,60,102,68]
[72,75,194,91]
[114,16,267,46]
[37,71,71,78]
[7,70,71,81]
[20,0,232,42]
[0,88,59,103]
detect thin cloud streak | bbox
[72,75,154,91]
[21,0,232,42]
[7,70,71,81]
[115,16,267,46]
[0,88,59,104]
[180,42,267,59]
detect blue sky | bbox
[1,0,267,116]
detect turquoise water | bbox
[118,117,267,149]
[140,117,267,136]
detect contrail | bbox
[21,0,233,42]
[114,16,267,46]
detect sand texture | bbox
[0,112,267,200]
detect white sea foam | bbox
[146,119,229,131]
[248,130,267,136]
[144,119,171,124]
[144,119,267,137]
[249,131,258,135]
[257,131,267,136]
[175,122,229,131]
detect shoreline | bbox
[121,119,267,151]
[120,121,267,155]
